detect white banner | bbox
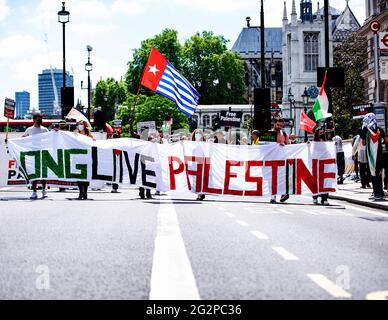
[5,131,337,196]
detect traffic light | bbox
[61,87,74,119]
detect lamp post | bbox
[85,45,93,121]
[302,87,309,142]
[58,2,70,119]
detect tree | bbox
[118,94,189,137]
[182,31,246,104]
[332,33,367,138]
[125,29,182,94]
[94,78,127,122]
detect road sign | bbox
[370,20,381,33]
[379,32,388,49]
[4,98,16,119]
[381,57,388,80]
[137,121,156,134]
[112,120,122,134]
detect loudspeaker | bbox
[61,87,74,118]
[317,67,345,87]
[253,88,271,132]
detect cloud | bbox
[0,0,10,22]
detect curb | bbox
[329,195,388,212]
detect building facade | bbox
[38,69,73,117]
[357,0,388,105]
[15,91,30,119]
[282,0,360,137]
[231,19,283,105]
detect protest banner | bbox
[6,131,337,196]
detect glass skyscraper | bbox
[15,91,30,119]
[38,69,73,117]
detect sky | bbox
[0,0,366,119]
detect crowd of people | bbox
[8,111,388,204]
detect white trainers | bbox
[42,190,48,198]
[30,192,38,200]
[321,200,330,206]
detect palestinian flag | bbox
[366,128,380,176]
[312,71,332,121]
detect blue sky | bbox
[0,0,365,119]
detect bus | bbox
[0,119,62,133]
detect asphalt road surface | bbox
[0,186,387,300]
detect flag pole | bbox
[5,117,10,143]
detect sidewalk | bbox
[330,180,388,212]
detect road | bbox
[0,186,388,300]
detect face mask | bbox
[78,125,85,131]
[195,133,202,141]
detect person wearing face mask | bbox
[75,121,94,200]
[22,113,49,200]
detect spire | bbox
[291,0,297,15]
[283,1,288,20]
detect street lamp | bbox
[58,1,70,119]
[302,87,310,142]
[85,45,93,121]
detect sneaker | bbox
[42,190,48,198]
[280,194,289,203]
[373,197,385,202]
[321,200,330,206]
[313,199,318,205]
[30,192,38,200]
[270,199,276,204]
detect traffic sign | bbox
[379,32,388,50]
[370,20,381,33]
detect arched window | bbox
[203,115,210,128]
[304,33,319,71]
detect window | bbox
[287,34,292,74]
[304,33,319,71]
[203,115,210,127]
[211,114,217,126]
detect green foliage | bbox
[182,31,246,104]
[332,33,367,139]
[125,29,182,94]
[94,78,127,122]
[124,29,246,104]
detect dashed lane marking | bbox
[150,197,200,300]
[307,274,352,298]
[223,211,236,218]
[236,220,249,227]
[271,246,299,261]
[250,230,269,240]
[277,208,294,215]
[366,291,388,300]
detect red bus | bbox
[0,119,62,133]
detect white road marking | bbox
[150,197,200,300]
[218,207,227,211]
[277,208,294,215]
[236,220,249,227]
[224,211,236,218]
[250,230,269,240]
[307,274,352,298]
[302,209,319,215]
[271,246,299,261]
[366,291,388,300]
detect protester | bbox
[352,128,371,189]
[312,127,330,205]
[74,120,94,200]
[383,136,388,191]
[251,130,260,145]
[270,118,290,204]
[22,113,49,200]
[111,131,120,194]
[289,133,297,144]
[351,131,360,182]
[332,134,345,184]
[191,129,206,201]
[361,113,386,201]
